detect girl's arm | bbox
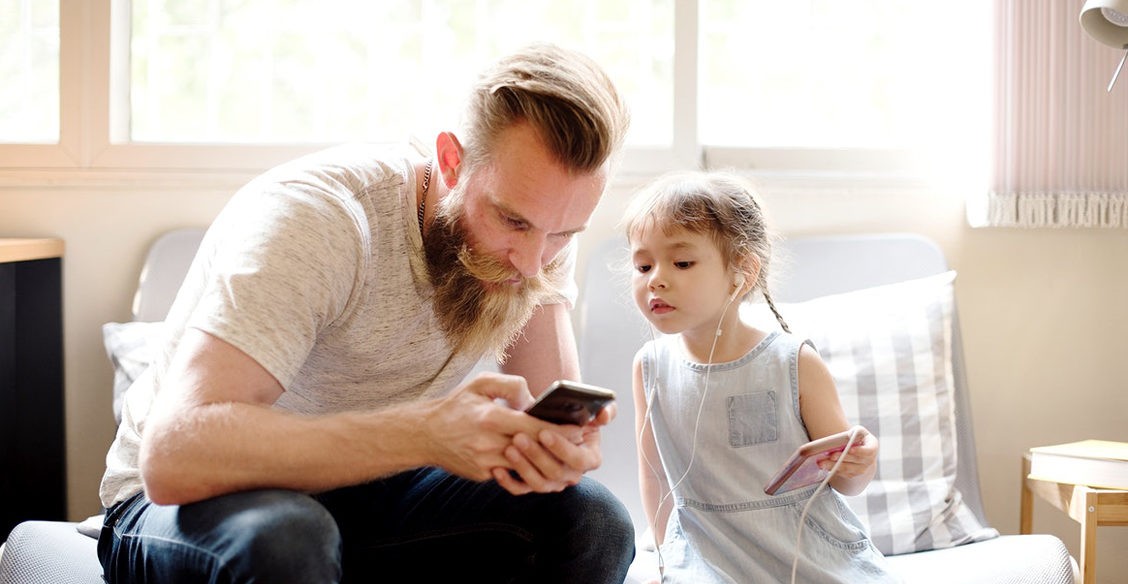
[634,352,672,546]
[796,344,878,496]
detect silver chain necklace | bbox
[418,160,433,233]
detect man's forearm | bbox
[139,400,431,505]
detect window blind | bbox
[986,0,1128,228]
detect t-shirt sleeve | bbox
[185,181,367,389]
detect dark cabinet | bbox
[0,239,65,540]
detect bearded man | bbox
[96,44,633,583]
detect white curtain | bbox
[987,0,1128,228]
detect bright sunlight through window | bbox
[0,0,59,144]
[128,0,674,147]
[700,0,991,153]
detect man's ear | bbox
[435,132,463,188]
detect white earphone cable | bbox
[638,290,739,572]
[789,426,861,584]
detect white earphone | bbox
[730,274,745,301]
[716,274,746,337]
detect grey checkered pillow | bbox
[746,271,997,555]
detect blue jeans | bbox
[97,467,635,583]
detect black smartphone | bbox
[524,380,616,425]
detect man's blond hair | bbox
[461,43,630,173]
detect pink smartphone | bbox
[763,430,853,495]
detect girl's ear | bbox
[738,256,763,294]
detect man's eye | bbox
[505,216,527,230]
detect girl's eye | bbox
[674,261,694,269]
[635,264,652,273]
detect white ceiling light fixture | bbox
[1080,0,1128,91]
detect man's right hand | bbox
[419,372,584,489]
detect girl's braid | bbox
[761,289,791,334]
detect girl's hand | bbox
[819,425,878,479]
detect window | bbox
[0,0,59,144]
[700,0,991,184]
[127,0,673,147]
[1,0,992,188]
[700,1,989,150]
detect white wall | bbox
[2,174,1126,582]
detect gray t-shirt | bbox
[99,143,578,508]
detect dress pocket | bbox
[796,495,872,552]
[726,391,778,448]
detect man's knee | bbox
[570,479,635,545]
[207,490,341,583]
[532,479,635,583]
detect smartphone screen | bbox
[524,380,615,425]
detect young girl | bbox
[624,171,896,583]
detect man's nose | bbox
[509,233,548,279]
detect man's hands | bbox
[421,372,614,495]
[493,401,615,495]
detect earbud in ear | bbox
[729,276,744,302]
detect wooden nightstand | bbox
[1021,453,1128,584]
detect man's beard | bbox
[423,195,565,362]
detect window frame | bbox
[0,0,938,193]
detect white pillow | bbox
[745,271,998,556]
[102,321,165,425]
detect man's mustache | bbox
[457,245,526,287]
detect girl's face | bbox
[630,223,738,337]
